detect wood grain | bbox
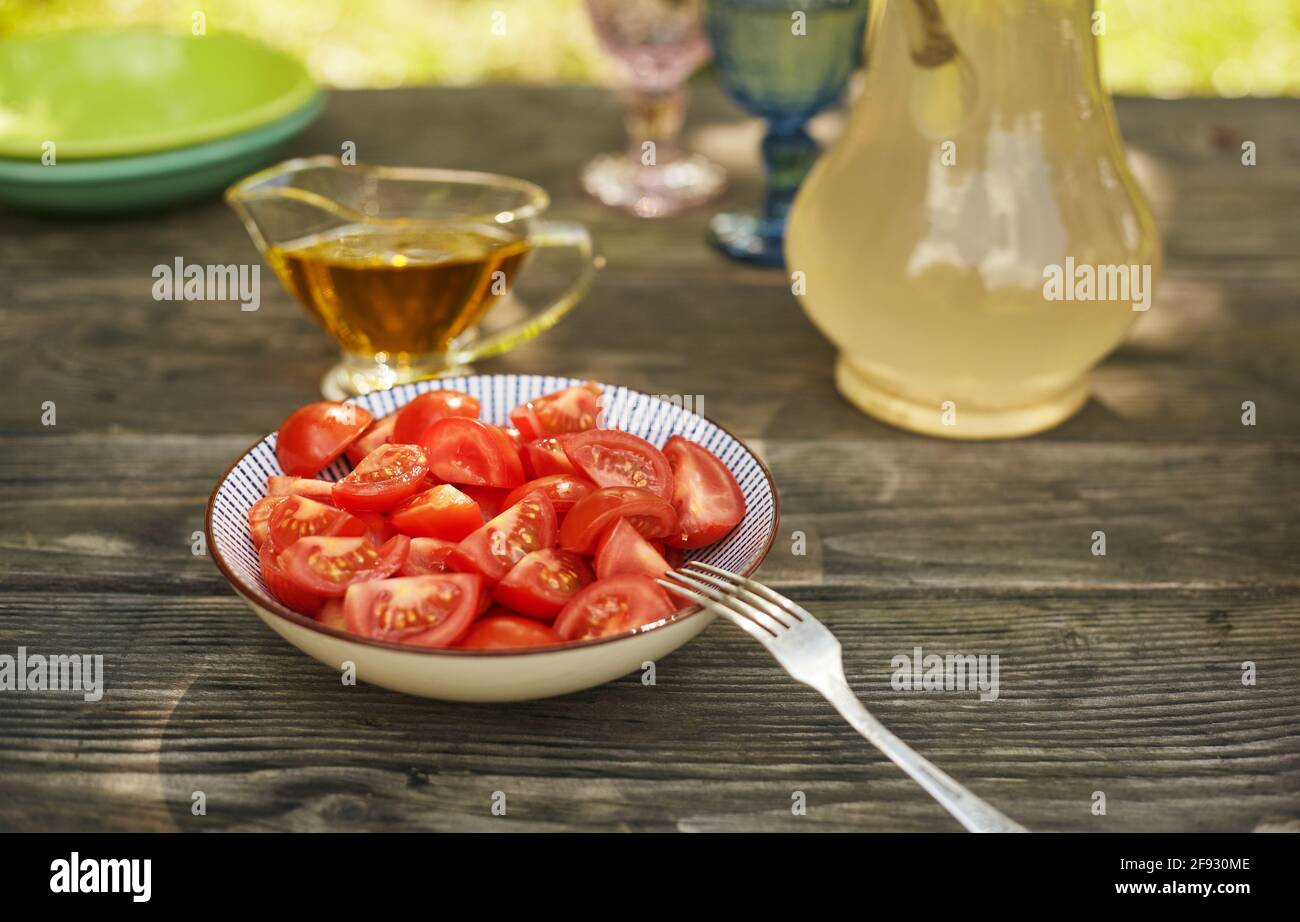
[1,592,1295,832]
[1,87,1297,831]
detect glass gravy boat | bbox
[228,156,597,398]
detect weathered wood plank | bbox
[0,592,1295,832]
[2,91,1300,442]
[1,88,1298,832]
[1,436,1295,593]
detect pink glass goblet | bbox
[584,0,726,218]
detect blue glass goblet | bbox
[705,0,869,266]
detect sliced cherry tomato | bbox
[421,417,525,489]
[259,540,323,616]
[562,429,673,500]
[345,414,397,466]
[331,443,429,513]
[493,548,594,620]
[266,476,336,504]
[390,484,482,541]
[502,474,595,519]
[317,598,346,631]
[595,517,670,580]
[662,436,746,548]
[267,495,367,554]
[248,495,289,549]
[558,486,676,554]
[521,437,580,478]
[457,484,508,520]
[497,426,523,447]
[553,575,678,642]
[357,511,397,546]
[343,574,481,647]
[399,537,459,576]
[449,490,557,583]
[275,401,373,476]
[391,390,481,444]
[457,615,563,650]
[508,381,601,441]
[281,534,410,597]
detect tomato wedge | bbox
[457,615,563,650]
[275,401,373,476]
[502,474,595,519]
[457,484,507,520]
[558,486,677,554]
[391,390,481,444]
[248,495,289,548]
[390,484,482,541]
[399,537,459,576]
[493,548,594,620]
[357,511,397,546]
[421,417,525,489]
[317,598,346,631]
[662,436,746,548]
[331,443,430,513]
[563,429,673,500]
[266,476,336,504]
[595,517,670,580]
[343,574,481,647]
[521,437,580,478]
[508,381,601,441]
[553,575,678,642]
[267,495,367,554]
[259,540,324,616]
[345,414,397,466]
[449,490,557,583]
[280,535,410,597]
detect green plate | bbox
[0,94,325,215]
[0,29,319,160]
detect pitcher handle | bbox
[450,220,598,366]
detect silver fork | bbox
[658,561,1027,833]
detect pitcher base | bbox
[835,356,1090,440]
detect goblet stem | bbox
[708,118,818,267]
[759,119,819,227]
[623,87,686,167]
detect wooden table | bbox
[2,87,1297,832]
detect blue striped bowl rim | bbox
[206,375,780,656]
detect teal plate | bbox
[0,93,325,215]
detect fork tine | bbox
[685,560,806,623]
[677,566,797,629]
[655,576,775,644]
[661,569,789,636]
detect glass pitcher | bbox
[787,0,1162,438]
[228,156,597,399]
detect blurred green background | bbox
[2,0,1296,96]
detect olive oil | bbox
[268,223,531,360]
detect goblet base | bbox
[835,355,1092,440]
[709,211,786,268]
[582,152,725,218]
[320,355,473,400]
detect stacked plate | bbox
[0,29,324,214]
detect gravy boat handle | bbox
[451,220,599,366]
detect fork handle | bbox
[821,677,1027,832]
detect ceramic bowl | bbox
[206,375,780,701]
[0,30,319,160]
[0,94,324,215]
